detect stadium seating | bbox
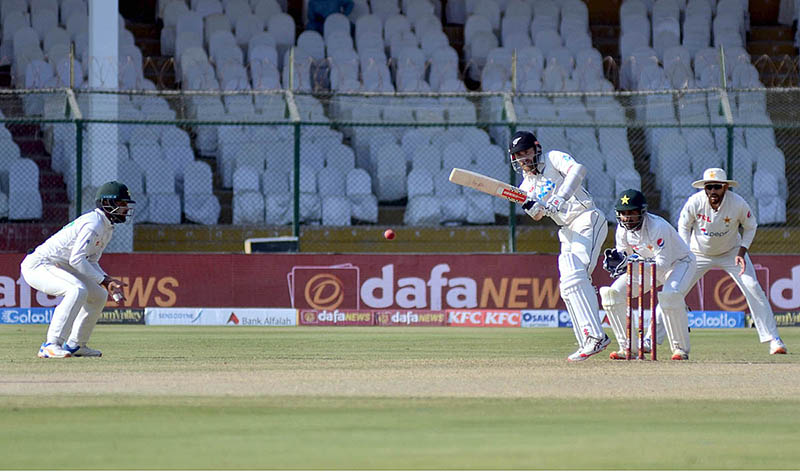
[0,0,789,230]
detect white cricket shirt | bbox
[677,190,756,256]
[26,209,113,284]
[518,149,597,226]
[615,212,692,271]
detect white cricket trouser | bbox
[690,248,779,343]
[20,256,107,347]
[557,208,608,347]
[603,255,696,354]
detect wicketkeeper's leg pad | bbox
[658,289,691,354]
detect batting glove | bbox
[522,196,545,218]
[543,195,565,216]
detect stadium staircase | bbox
[0,84,68,250]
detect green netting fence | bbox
[0,86,797,252]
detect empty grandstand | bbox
[0,0,798,253]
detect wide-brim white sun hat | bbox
[691,167,739,188]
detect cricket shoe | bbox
[609,340,652,360]
[567,334,611,362]
[770,338,787,355]
[64,343,102,357]
[37,342,72,359]
[671,349,689,361]
[609,349,627,360]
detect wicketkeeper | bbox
[509,130,610,362]
[677,168,787,355]
[21,181,134,358]
[601,189,696,360]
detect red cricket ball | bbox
[383,229,396,240]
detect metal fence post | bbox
[285,90,301,237]
[718,45,735,178]
[75,119,83,216]
[503,92,518,252]
[508,122,517,253]
[293,121,300,236]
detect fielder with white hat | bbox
[678,168,787,355]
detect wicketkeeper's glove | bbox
[603,248,628,278]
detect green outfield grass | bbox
[1,325,799,469]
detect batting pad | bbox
[600,286,630,352]
[563,279,605,341]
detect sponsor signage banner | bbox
[447,310,521,327]
[557,310,573,328]
[145,308,296,326]
[520,310,559,328]
[99,308,145,325]
[762,312,800,327]
[145,307,210,325]
[688,311,745,328]
[2,254,800,313]
[221,309,296,326]
[0,307,54,324]
[299,309,374,326]
[374,310,447,326]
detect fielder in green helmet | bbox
[614,188,647,231]
[20,181,135,359]
[600,189,697,361]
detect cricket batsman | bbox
[601,189,696,360]
[21,181,134,358]
[678,168,787,355]
[509,130,610,362]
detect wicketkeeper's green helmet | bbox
[614,189,647,231]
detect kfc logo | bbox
[447,310,520,327]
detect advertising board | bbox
[1,254,798,314]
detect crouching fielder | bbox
[600,189,696,361]
[678,168,786,355]
[509,131,609,362]
[21,181,134,358]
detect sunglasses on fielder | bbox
[704,184,724,190]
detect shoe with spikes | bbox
[671,349,689,361]
[64,343,102,357]
[770,338,787,355]
[567,334,611,362]
[37,342,72,359]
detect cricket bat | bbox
[448,168,528,203]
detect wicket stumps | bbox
[625,256,657,361]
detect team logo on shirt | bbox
[535,180,556,201]
[656,238,664,248]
